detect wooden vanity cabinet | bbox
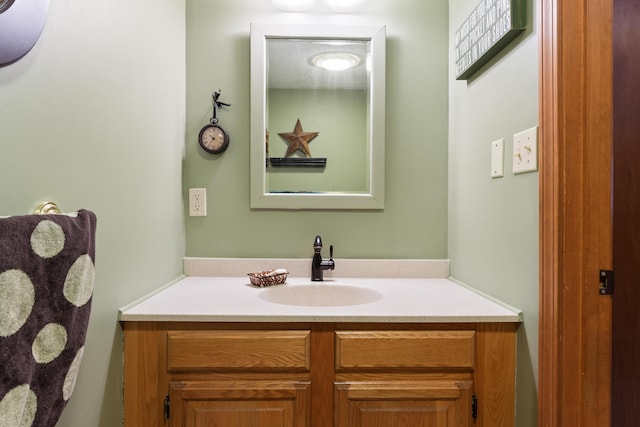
[123,322,517,427]
[334,329,476,427]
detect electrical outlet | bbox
[189,188,207,216]
[512,126,538,174]
[491,138,504,178]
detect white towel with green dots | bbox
[0,210,96,427]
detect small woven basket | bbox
[247,270,289,287]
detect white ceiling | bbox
[267,38,370,90]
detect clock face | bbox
[198,124,229,154]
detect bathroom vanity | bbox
[120,273,520,427]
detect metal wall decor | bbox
[454,0,526,80]
[269,118,326,168]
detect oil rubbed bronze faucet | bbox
[311,235,335,281]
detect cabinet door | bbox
[169,380,311,427]
[335,380,473,427]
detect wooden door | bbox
[539,0,613,425]
[334,380,472,427]
[612,0,640,423]
[169,380,311,427]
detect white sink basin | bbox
[258,283,383,307]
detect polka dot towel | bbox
[0,210,96,427]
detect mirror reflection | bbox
[266,38,370,194]
[250,23,386,210]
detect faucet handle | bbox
[329,244,333,258]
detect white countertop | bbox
[119,276,521,323]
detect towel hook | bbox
[34,201,62,215]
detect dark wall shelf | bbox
[269,157,327,168]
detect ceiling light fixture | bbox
[270,0,316,12]
[324,0,369,12]
[312,52,361,71]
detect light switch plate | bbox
[512,126,538,174]
[491,139,504,178]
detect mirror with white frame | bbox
[250,23,386,209]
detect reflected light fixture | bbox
[312,52,361,71]
[270,0,316,12]
[324,0,369,12]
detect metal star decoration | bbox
[278,118,319,158]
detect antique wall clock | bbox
[198,90,231,154]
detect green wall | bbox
[448,1,539,425]
[185,0,449,259]
[0,0,185,425]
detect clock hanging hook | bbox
[210,89,231,125]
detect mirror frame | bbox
[250,22,386,210]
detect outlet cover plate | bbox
[189,188,207,216]
[512,126,538,174]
